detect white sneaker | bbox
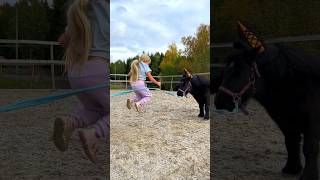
[135,102,142,113]
[126,99,133,109]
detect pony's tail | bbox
[130,59,140,82]
[64,0,91,73]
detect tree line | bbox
[0,0,66,60]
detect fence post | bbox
[170,76,173,91]
[50,45,55,89]
[31,64,35,88]
[16,65,19,75]
[16,41,18,75]
[125,75,128,89]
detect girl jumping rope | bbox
[127,54,161,112]
[55,0,109,163]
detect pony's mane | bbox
[274,43,320,78]
[191,75,209,89]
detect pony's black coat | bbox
[211,67,223,95]
[177,74,210,120]
[214,43,320,180]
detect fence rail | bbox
[0,39,59,45]
[0,59,63,65]
[110,73,210,90]
[0,39,62,89]
[211,34,320,48]
[211,34,320,69]
[3,34,320,89]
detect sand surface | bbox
[110,90,210,179]
[211,96,320,180]
[0,89,107,179]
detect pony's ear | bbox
[184,68,193,78]
[236,20,265,54]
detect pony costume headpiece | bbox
[237,20,265,54]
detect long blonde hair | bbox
[129,54,151,82]
[64,0,92,72]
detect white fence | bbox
[0,39,210,90]
[111,73,210,91]
[0,39,62,89]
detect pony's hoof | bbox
[203,115,209,120]
[282,164,302,175]
[300,169,319,180]
[198,114,204,117]
[300,174,319,180]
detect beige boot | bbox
[135,102,142,113]
[126,99,133,109]
[53,116,75,152]
[78,128,100,163]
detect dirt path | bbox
[110,90,210,179]
[211,97,316,180]
[0,89,107,179]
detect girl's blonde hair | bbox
[64,0,92,72]
[129,54,151,82]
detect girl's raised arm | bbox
[146,72,161,87]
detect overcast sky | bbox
[110,0,210,62]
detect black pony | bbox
[214,21,320,180]
[211,64,224,95]
[177,69,210,120]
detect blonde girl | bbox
[55,0,109,163]
[127,54,161,112]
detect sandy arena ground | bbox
[0,89,107,179]
[110,90,210,179]
[212,96,320,180]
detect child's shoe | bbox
[53,116,75,152]
[78,128,100,163]
[135,102,142,113]
[126,99,133,109]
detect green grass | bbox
[0,77,52,89]
[110,84,126,90]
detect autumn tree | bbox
[182,24,210,73]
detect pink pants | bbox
[130,80,151,107]
[67,58,109,141]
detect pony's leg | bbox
[282,133,302,175]
[198,103,204,117]
[204,103,209,120]
[301,134,319,180]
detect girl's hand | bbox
[58,32,70,49]
[156,81,161,87]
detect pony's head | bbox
[177,68,193,97]
[214,21,264,112]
